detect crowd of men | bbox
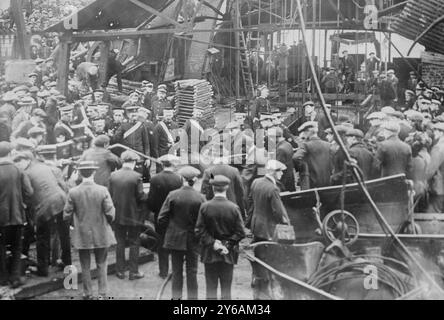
[3,35,444,300]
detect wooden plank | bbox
[56,40,71,97]
[98,41,110,87]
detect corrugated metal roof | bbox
[45,0,173,32]
[390,0,444,55]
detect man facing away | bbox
[147,154,183,279]
[0,142,33,288]
[109,151,147,281]
[195,175,246,300]
[248,160,290,243]
[64,161,116,300]
[158,166,206,300]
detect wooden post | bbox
[278,44,288,103]
[234,0,240,99]
[98,41,110,87]
[11,0,30,59]
[57,37,71,96]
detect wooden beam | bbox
[57,40,71,97]
[98,41,110,87]
[70,23,393,42]
[129,0,182,28]
[10,0,30,59]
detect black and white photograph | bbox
[1,0,444,306]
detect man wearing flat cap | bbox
[376,122,412,179]
[11,108,47,141]
[426,123,444,212]
[148,154,183,279]
[109,151,146,281]
[0,92,18,126]
[158,166,206,300]
[153,108,179,163]
[201,156,246,218]
[195,175,245,300]
[407,71,418,92]
[248,160,290,243]
[28,126,46,147]
[64,161,116,300]
[12,97,36,131]
[14,151,71,277]
[293,121,332,190]
[345,129,379,181]
[0,142,33,288]
[80,135,122,188]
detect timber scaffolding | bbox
[29,0,426,146]
[44,0,424,108]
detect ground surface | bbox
[35,240,254,300]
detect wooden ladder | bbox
[238,20,255,98]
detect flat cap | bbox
[137,107,151,115]
[28,126,46,137]
[59,104,74,113]
[257,84,268,91]
[433,122,444,132]
[18,97,36,105]
[77,161,99,170]
[121,150,139,162]
[13,85,29,93]
[381,122,400,133]
[158,154,180,164]
[345,129,364,138]
[298,121,318,133]
[13,151,34,162]
[28,72,38,78]
[226,121,240,130]
[325,128,333,134]
[209,175,231,187]
[178,166,201,180]
[381,106,396,116]
[335,125,350,135]
[125,105,139,111]
[265,159,287,171]
[29,86,39,93]
[14,138,36,150]
[367,112,386,120]
[0,142,12,157]
[434,115,444,123]
[35,58,45,64]
[32,108,47,118]
[432,99,441,105]
[93,135,110,147]
[2,91,18,102]
[158,84,167,90]
[407,111,424,122]
[303,101,315,108]
[157,87,167,94]
[387,69,395,74]
[405,90,415,96]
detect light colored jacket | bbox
[64,180,116,249]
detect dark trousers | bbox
[0,225,23,283]
[115,224,140,274]
[78,248,108,297]
[154,216,169,277]
[204,262,234,300]
[170,249,198,300]
[36,213,71,274]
